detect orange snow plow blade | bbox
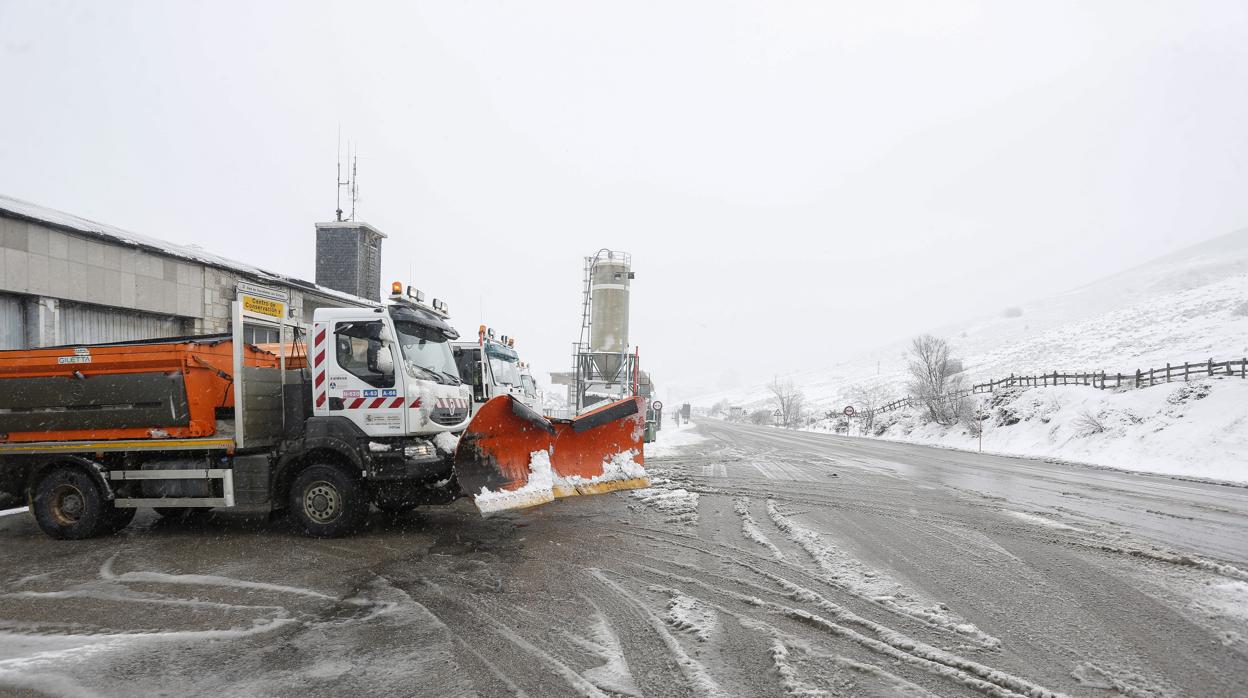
[453,395,649,514]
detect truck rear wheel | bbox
[31,466,111,540]
[289,464,368,538]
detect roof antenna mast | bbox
[350,147,359,221]
[333,127,360,222]
[335,126,347,222]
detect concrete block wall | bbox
[1,216,205,320]
[1,213,364,348]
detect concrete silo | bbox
[547,249,644,415]
[588,250,632,380]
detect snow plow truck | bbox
[0,283,649,539]
[453,326,539,415]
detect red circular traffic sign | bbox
[843,406,856,417]
[652,400,664,411]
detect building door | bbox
[58,301,187,345]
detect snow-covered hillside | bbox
[694,227,1248,415]
[848,378,1248,484]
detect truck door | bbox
[454,346,488,405]
[328,320,406,435]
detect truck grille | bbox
[430,408,468,426]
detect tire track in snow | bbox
[413,579,611,698]
[655,588,718,642]
[619,558,1067,698]
[588,570,729,698]
[738,616,942,698]
[624,525,1001,650]
[765,499,1001,648]
[616,529,1070,696]
[733,497,786,560]
[566,611,641,697]
[99,554,333,599]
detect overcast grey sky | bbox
[2,1,1246,401]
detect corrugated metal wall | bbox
[58,301,187,345]
[0,293,24,349]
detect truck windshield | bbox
[393,321,460,384]
[489,356,522,387]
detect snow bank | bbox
[646,421,707,460]
[871,378,1248,483]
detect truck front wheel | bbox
[31,466,112,540]
[288,464,368,538]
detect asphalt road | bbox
[1,420,1245,697]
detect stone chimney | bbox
[315,221,386,301]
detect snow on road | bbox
[1,419,1246,696]
[645,420,707,459]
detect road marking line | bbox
[0,507,29,517]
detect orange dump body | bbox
[254,342,308,369]
[0,338,283,443]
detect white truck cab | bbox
[311,287,472,439]
[454,327,539,415]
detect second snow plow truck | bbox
[0,283,648,539]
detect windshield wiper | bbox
[406,362,444,383]
[440,370,462,385]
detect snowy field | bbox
[696,229,1248,481]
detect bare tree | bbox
[768,378,806,429]
[907,334,961,425]
[848,383,890,434]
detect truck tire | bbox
[103,505,137,534]
[289,464,368,538]
[30,466,111,540]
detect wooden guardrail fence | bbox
[863,357,1247,418]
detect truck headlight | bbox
[404,441,436,459]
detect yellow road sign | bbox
[242,294,285,318]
